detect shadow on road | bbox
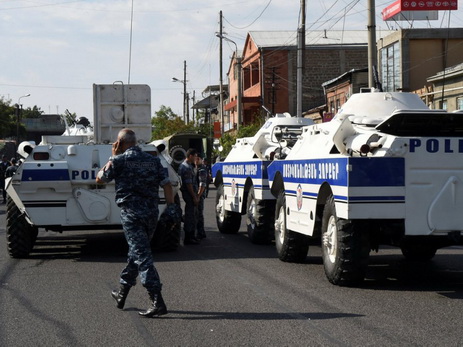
[22,227,463,295]
[127,309,365,321]
[28,230,128,261]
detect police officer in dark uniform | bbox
[1,155,10,204]
[5,158,19,178]
[96,128,174,318]
[178,148,200,245]
[195,156,208,239]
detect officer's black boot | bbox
[111,284,131,309]
[139,291,168,318]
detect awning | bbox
[224,100,237,111]
[192,95,219,110]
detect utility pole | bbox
[219,11,224,134]
[296,0,306,118]
[271,67,277,116]
[236,53,242,131]
[183,60,189,123]
[367,0,377,89]
[192,90,196,125]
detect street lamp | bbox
[172,60,189,123]
[16,93,31,148]
[216,34,242,131]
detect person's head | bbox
[195,156,203,166]
[115,128,137,153]
[11,158,17,165]
[2,155,7,162]
[186,148,198,164]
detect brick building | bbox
[223,30,393,130]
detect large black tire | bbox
[216,183,241,234]
[151,195,181,252]
[274,190,309,262]
[6,197,39,258]
[400,244,437,261]
[246,186,275,244]
[321,195,370,286]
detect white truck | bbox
[267,91,463,285]
[5,84,181,258]
[212,114,313,243]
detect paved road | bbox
[2,188,463,346]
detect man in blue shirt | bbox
[96,128,174,318]
[178,148,200,245]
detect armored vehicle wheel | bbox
[274,191,309,262]
[321,195,370,285]
[246,186,274,244]
[6,197,39,258]
[216,184,241,234]
[400,244,437,261]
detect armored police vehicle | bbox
[267,90,463,285]
[212,113,313,243]
[5,84,181,258]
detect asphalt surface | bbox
[2,187,463,346]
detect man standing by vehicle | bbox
[1,155,10,204]
[195,156,208,239]
[5,158,19,178]
[96,128,174,318]
[178,148,200,245]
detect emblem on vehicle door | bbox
[231,179,237,196]
[296,184,303,210]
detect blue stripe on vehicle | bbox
[21,169,70,181]
[268,157,404,187]
[286,189,404,203]
[212,161,270,179]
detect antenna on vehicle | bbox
[128,0,134,84]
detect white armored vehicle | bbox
[267,91,463,285]
[212,114,313,243]
[5,84,181,258]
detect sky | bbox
[1,0,462,123]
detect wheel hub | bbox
[323,215,337,264]
[275,206,286,244]
[248,198,256,228]
[216,194,225,222]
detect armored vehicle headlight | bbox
[33,152,50,160]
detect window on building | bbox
[457,97,463,110]
[251,63,259,86]
[381,42,401,92]
[440,100,447,110]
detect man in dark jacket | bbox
[96,128,174,318]
[178,148,200,245]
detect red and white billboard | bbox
[382,0,458,21]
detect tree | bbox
[216,118,264,158]
[21,105,43,119]
[0,97,17,139]
[151,105,193,140]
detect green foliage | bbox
[151,104,263,160]
[215,118,264,158]
[21,105,43,119]
[0,97,17,139]
[151,105,193,140]
[64,110,77,126]
[194,109,213,138]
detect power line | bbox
[223,0,273,30]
